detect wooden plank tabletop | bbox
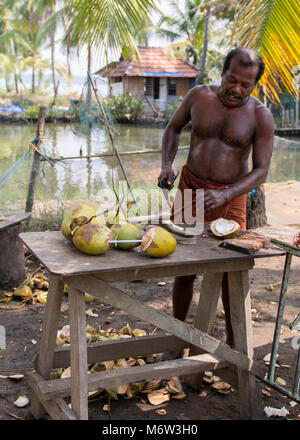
[19,230,285,277]
[0,212,31,231]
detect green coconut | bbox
[105,210,127,227]
[140,226,177,258]
[72,223,113,255]
[110,223,142,250]
[61,201,105,241]
[210,218,240,239]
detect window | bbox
[144,78,152,96]
[168,78,176,95]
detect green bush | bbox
[105,93,145,122]
[21,104,40,120]
[165,99,182,121]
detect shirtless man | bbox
[157,47,275,350]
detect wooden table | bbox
[19,230,284,420]
[0,212,31,289]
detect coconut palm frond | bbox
[36,8,64,45]
[66,0,159,59]
[0,52,13,69]
[231,0,300,102]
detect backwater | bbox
[0,123,299,204]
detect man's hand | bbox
[204,188,229,212]
[158,167,176,190]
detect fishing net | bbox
[70,75,119,144]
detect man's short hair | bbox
[222,48,265,83]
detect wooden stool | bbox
[0,213,31,289]
[20,231,283,420]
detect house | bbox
[95,47,199,111]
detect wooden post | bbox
[25,107,47,215]
[87,72,136,204]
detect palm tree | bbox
[157,0,235,83]
[65,0,159,60]
[196,1,235,84]
[157,0,205,66]
[230,0,300,102]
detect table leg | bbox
[184,272,223,388]
[228,270,257,420]
[69,286,88,420]
[31,275,64,419]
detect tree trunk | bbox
[86,44,92,108]
[5,73,11,92]
[246,185,268,229]
[32,65,36,94]
[66,33,72,78]
[10,39,19,95]
[51,34,57,96]
[196,10,210,85]
[14,74,19,95]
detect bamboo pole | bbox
[25,107,47,214]
[87,72,136,204]
[48,146,190,161]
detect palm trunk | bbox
[86,44,92,109]
[32,65,36,94]
[5,73,11,92]
[51,34,57,96]
[10,39,19,95]
[66,33,72,78]
[197,10,210,85]
[14,74,19,94]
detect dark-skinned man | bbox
[157,47,274,357]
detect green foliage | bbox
[21,104,40,120]
[165,99,182,120]
[21,104,71,121]
[105,93,145,122]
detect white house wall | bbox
[111,81,123,96]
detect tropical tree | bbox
[157,0,206,66]
[157,0,235,83]
[230,0,300,102]
[0,0,30,93]
[65,0,160,60]
[195,0,235,84]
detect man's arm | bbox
[158,87,195,189]
[204,105,275,212]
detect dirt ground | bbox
[0,181,300,422]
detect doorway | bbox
[153,77,160,99]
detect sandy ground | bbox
[0,181,299,422]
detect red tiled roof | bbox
[96,47,199,78]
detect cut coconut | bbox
[166,377,183,394]
[14,395,29,408]
[61,367,71,379]
[9,374,24,381]
[148,388,170,406]
[210,218,240,239]
[142,380,162,394]
[171,392,186,400]
[212,380,231,391]
[141,226,177,258]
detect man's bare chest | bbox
[190,101,256,148]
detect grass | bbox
[0,89,79,108]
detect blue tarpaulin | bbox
[141,71,185,76]
[0,104,25,113]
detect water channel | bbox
[0,123,299,204]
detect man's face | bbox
[219,56,258,107]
